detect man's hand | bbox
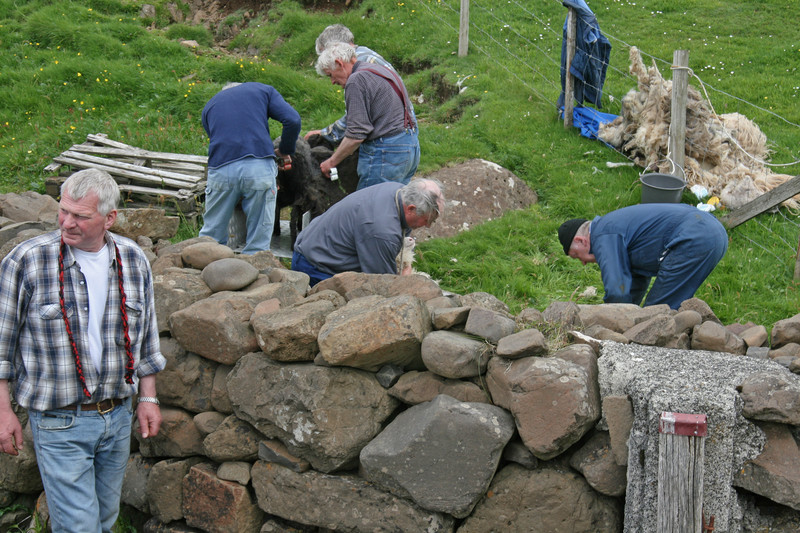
[136,402,162,439]
[320,159,334,179]
[0,409,22,456]
[304,130,322,141]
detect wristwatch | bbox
[138,396,160,405]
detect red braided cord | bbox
[59,240,91,398]
[114,244,135,384]
[59,238,135,398]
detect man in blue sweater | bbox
[200,82,301,254]
[558,203,728,309]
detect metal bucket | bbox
[640,173,685,204]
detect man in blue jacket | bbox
[200,82,301,254]
[558,203,728,309]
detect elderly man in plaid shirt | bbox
[0,168,166,532]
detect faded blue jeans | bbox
[356,128,420,190]
[642,216,729,308]
[199,156,278,253]
[28,398,133,533]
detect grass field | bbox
[1,0,798,327]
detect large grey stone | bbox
[251,461,455,532]
[169,297,258,364]
[487,355,599,460]
[251,299,335,362]
[360,394,514,518]
[201,258,259,292]
[228,354,399,473]
[458,463,621,532]
[421,330,492,379]
[317,294,431,371]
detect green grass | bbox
[1,0,798,328]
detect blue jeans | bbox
[291,250,333,286]
[356,128,420,190]
[199,157,278,254]
[28,398,134,533]
[644,218,729,309]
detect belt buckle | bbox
[97,399,115,415]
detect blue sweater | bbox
[202,82,301,169]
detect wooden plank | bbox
[668,50,689,180]
[54,151,201,187]
[64,145,207,176]
[84,134,208,164]
[118,183,197,198]
[721,174,800,229]
[52,156,198,191]
[657,412,705,533]
[73,142,209,167]
[45,177,199,215]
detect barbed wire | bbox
[406,0,799,267]
[413,0,800,168]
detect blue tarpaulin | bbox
[560,105,619,140]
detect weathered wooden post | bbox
[668,50,689,180]
[563,7,576,128]
[657,412,707,533]
[458,0,469,57]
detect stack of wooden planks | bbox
[44,133,207,219]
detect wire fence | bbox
[410,0,800,267]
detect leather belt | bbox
[63,398,124,414]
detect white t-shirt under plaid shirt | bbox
[0,230,166,411]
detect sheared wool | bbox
[599,47,799,210]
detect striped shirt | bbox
[320,45,413,142]
[0,231,166,411]
[344,62,413,142]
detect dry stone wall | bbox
[1,227,800,531]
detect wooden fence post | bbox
[668,50,689,180]
[563,7,576,129]
[657,412,707,533]
[458,0,469,57]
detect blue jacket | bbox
[202,82,301,169]
[590,204,725,304]
[558,0,611,109]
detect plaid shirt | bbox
[0,230,166,411]
[319,45,414,143]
